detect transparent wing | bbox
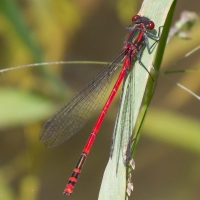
[110,66,134,166]
[120,69,134,165]
[40,51,125,148]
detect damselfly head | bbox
[131,15,155,30]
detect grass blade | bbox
[98,0,176,199]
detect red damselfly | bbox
[40,14,160,195]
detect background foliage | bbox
[0,0,199,200]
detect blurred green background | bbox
[0,0,200,200]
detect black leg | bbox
[145,25,163,52]
[146,25,163,39]
[137,47,154,82]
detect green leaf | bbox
[0,88,56,129]
[98,0,176,199]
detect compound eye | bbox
[146,21,155,29]
[132,15,140,22]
